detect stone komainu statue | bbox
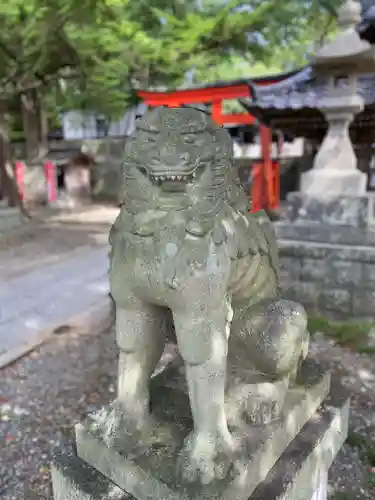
[107,107,309,485]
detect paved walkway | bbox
[0,246,110,362]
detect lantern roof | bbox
[241,67,375,112]
[238,69,375,142]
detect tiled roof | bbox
[242,67,375,111]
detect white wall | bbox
[61,111,97,140]
[61,103,148,140]
[233,138,304,160]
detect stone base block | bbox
[300,168,367,199]
[23,164,49,206]
[51,383,349,500]
[91,160,122,204]
[51,450,131,500]
[275,220,375,246]
[284,192,375,228]
[73,360,331,500]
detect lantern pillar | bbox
[275,0,375,322]
[300,0,375,197]
[280,0,375,230]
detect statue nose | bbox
[160,144,177,158]
[158,145,190,164]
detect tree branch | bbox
[0,69,79,100]
[0,36,48,85]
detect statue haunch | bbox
[106,107,309,485]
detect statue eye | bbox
[137,166,148,176]
[184,135,195,144]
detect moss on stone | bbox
[307,314,375,352]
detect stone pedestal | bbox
[64,165,92,207]
[91,160,123,204]
[275,191,375,319]
[300,168,367,198]
[51,358,349,500]
[299,95,367,199]
[283,192,375,228]
[23,163,48,206]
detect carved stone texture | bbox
[83,107,311,490]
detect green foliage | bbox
[154,0,341,80]
[331,494,357,500]
[0,0,347,121]
[0,0,140,118]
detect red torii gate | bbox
[137,72,294,212]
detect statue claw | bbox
[243,394,283,425]
[178,431,236,485]
[226,380,288,428]
[89,400,147,448]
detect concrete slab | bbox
[0,297,113,369]
[0,246,111,368]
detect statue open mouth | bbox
[149,172,196,182]
[153,174,194,193]
[136,163,205,192]
[151,171,198,193]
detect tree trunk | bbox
[21,90,42,160]
[39,93,49,155]
[0,104,30,216]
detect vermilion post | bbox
[14,161,25,200]
[259,125,274,210]
[211,100,223,124]
[251,163,262,213]
[271,161,280,210]
[44,161,57,203]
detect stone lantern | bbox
[300,0,375,197]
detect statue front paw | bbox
[178,430,236,485]
[243,392,283,425]
[89,400,147,448]
[226,380,288,427]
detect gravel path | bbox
[310,334,375,499]
[0,324,117,500]
[0,326,374,499]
